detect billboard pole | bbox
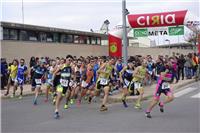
[122,0,128,65]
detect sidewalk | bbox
[1,79,196,100]
[108,79,196,103]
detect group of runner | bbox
[3,53,200,119]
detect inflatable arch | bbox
[108,10,200,57]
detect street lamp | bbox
[122,0,129,65]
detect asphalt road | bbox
[1,82,200,133]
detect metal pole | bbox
[22,0,24,24]
[122,0,128,65]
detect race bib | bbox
[134,82,141,89]
[148,71,153,75]
[60,79,69,87]
[35,79,42,84]
[100,78,108,85]
[18,78,24,84]
[162,82,170,90]
[124,79,130,86]
[81,81,88,88]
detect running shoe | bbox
[70,99,75,105]
[77,100,81,106]
[134,103,141,109]
[54,112,60,119]
[158,102,164,113]
[100,105,108,112]
[88,97,92,104]
[4,92,9,96]
[19,95,23,99]
[10,94,15,98]
[64,104,69,109]
[122,99,128,108]
[145,112,152,118]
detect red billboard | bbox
[128,10,187,28]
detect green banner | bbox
[168,26,184,36]
[133,28,148,37]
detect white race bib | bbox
[81,81,88,88]
[60,79,69,87]
[124,79,130,86]
[17,78,23,84]
[162,82,170,90]
[134,82,141,89]
[148,71,153,75]
[100,78,108,85]
[35,79,42,84]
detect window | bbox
[91,37,96,45]
[39,32,46,42]
[79,35,87,44]
[53,33,60,42]
[19,30,28,41]
[62,34,73,43]
[97,37,101,45]
[3,28,9,40]
[74,35,79,43]
[28,31,38,41]
[9,29,18,40]
[46,33,53,42]
[87,37,91,44]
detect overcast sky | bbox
[1,0,200,44]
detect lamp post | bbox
[122,0,129,65]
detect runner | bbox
[132,60,148,109]
[120,60,135,108]
[31,60,47,105]
[78,58,95,104]
[95,58,115,111]
[54,55,73,119]
[145,63,174,118]
[12,59,28,99]
[44,60,56,102]
[4,59,18,96]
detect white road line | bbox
[191,92,200,98]
[174,87,199,98]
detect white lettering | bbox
[137,16,145,26]
[165,14,175,24]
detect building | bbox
[0,21,108,45]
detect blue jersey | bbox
[93,63,99,82]
[17,65,27,79]
[33,65,47,79]
[116,63,123,73]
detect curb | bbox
[108,79,196,103]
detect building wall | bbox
[1,40,194,63]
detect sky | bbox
[1,0,200,45]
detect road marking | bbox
[174,87,199,98]
[191,92,200,98]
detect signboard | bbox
[168,26,184,36]
[128,10,187,28]
[133,26,184,37]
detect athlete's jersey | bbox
[8,65,18,79]
[99,64,113,80]
[59,65,72,87]
[33,65,47,79]
[147,62,154,75]
[93,63,99,82]
[123,67,134,81]
[47,66,54,80]
[85,66,94,84]
[16,65,28,79]
[74,66,81,82]
[133,66,146,82]
[116,63,123,73]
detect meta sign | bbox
[128,10,187,28]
